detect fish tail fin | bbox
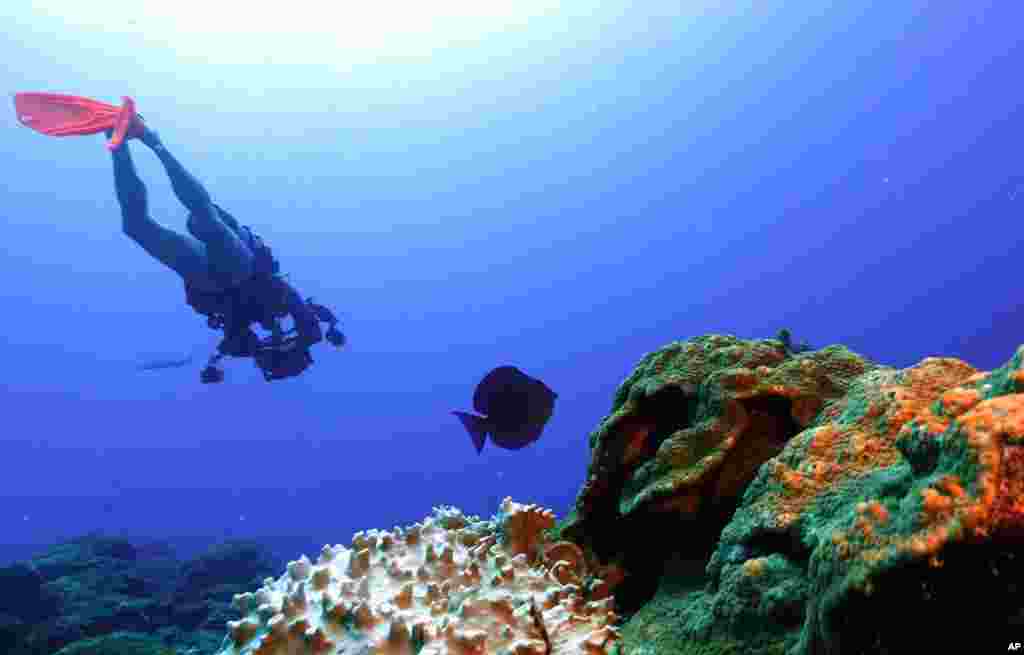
[453,411,488,454]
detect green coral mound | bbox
[563,334,873,619]
[576,334,873,526]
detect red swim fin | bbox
[14,92,120,136]
[13,93,142,150]
[452,411,488,454]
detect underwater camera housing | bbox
[254,346,313,382]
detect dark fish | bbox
[452,366,557,454]
[137,355,193,371]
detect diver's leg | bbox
[111,143,215,285]
[143,133,254,287]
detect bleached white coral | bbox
[218,500,619,655]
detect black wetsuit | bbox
[110,132,324,379]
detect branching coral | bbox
[217,501,619,655]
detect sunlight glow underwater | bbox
[28,1,594,65]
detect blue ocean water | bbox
[1,1,1021,564]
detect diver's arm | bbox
[111,144,149,222]
[218,321,261,357]
[142,130,214,215]
[278,280,323,348]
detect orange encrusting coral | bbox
[839,370,1024,570]
[732,356,1009,570]
[759,387,918,529]
[939,387,982,416]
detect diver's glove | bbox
[200,353,225,384]
[325,326,346,348]
[200,365,225,384]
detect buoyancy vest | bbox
[185,225,285,332]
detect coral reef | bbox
[556,335,1024,654]
[0,534,279,655]
[561,334,874,613]
[13,332,1024,655]
[0,560,60,649]
[709,347,1024,654]
[218,498,619,655]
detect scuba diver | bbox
[106,119,345,383]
